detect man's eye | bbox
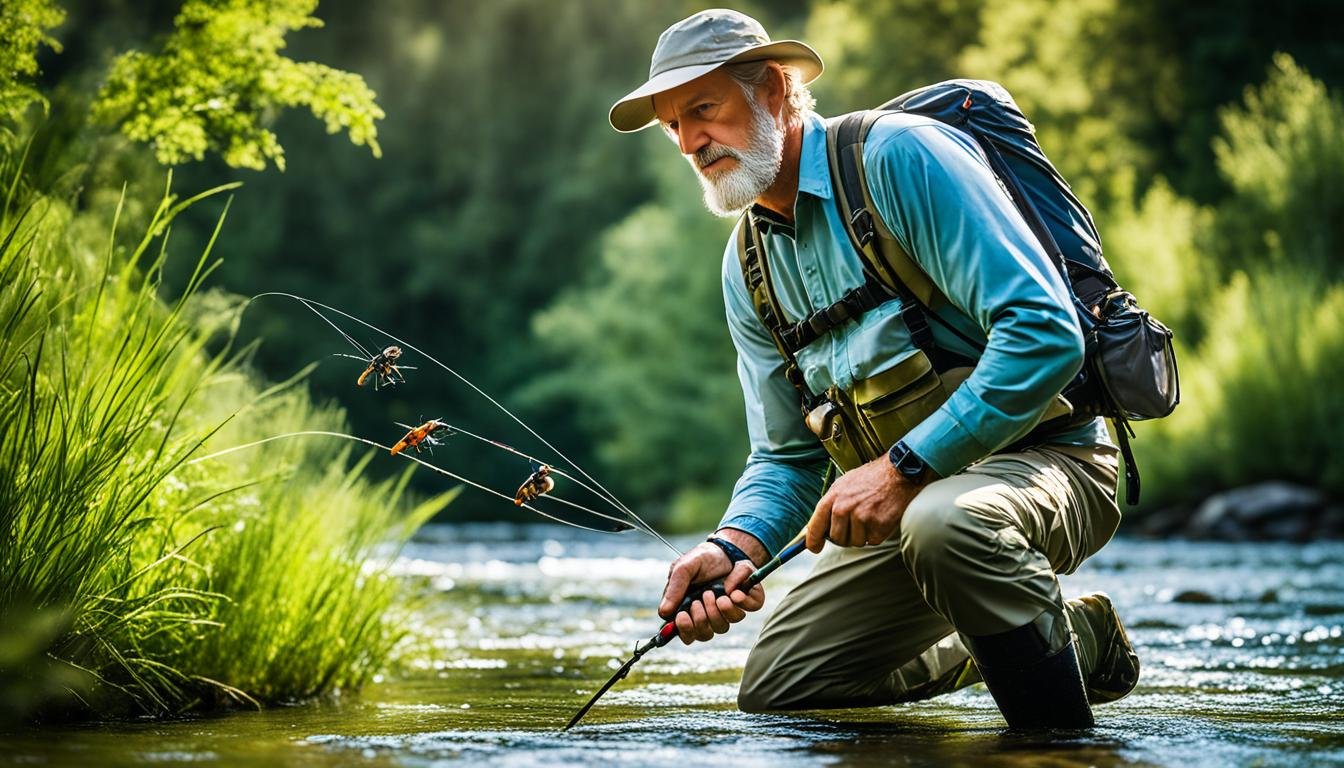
[694,103,713,116]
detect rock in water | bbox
[1189,482,1329,541]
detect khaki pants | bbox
[738,443,1121,712]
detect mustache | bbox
[694,143,741,170]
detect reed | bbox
[0,169,452,721]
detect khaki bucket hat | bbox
[609,8,823,133]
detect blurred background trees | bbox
[11,0,1344,529]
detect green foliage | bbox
[1099,172,1211,344]
[1128,56,1344,507]
[0,0,64,148]
[0,170,450,720]
[1137,270,1344,501]
[1212,53,1344,277]
[958,0,1178,206]
[92,0,383,170]
[166,0,669,502]
[527,146,745,528]
[805,0,982,111]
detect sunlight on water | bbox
[2,525,1342,767]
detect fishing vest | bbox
[736,80,1179,504]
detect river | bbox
[3,524,1342,766]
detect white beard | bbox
[688,98,784,218]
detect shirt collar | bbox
[795,111,831,201]
[748,112,830,235]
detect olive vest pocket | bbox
[805,351,972,471]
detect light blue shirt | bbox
[717,111,1110,556]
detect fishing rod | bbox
[563,529,810,730]
[184,430,632,534]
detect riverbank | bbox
[3,524,1340,767]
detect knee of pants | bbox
[737,678,772,713]
[737,642,784,713]
[898,495,991,578]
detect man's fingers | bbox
[807,492,834,553]
[674,610,695,645]
[731,584,766,611]
[869,517,895,546]
[850,515,868,548]
[702,591,730,634]
[688,600,713,642]
[716,594,746,623]
[723,561,755,593]
[828,503,850,548]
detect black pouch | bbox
[1091,292,1180,421]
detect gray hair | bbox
[724,60,815,126]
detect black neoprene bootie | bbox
[964,608,1095,729]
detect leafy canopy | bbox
[0,0,65,148]
[92,0,384,170]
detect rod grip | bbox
[655,580,726,646]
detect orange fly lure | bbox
[389,419,453,456]
[514,461,555,506]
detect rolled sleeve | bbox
[865,123,1084,477]
[716,227,829,556]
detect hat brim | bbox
[608,40,823,133]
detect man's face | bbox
[653,68,784,217]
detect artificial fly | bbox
[389,418,453,456]
[514,461,555,506]
[337,344,416,389]
[242,293,678,553]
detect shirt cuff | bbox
[900,403,992,479]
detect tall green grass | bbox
[0,169,452,721]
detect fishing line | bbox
[426,419,639,523]
[294,297,374,360]
[261,293,649,529]
[185,430,638,534]
[248,292,681,556]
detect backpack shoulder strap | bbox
[825,111,946,310]
[735,211,817,409]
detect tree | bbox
[92,0,383,171]
[526,146,746,527]
[0,0,64,149]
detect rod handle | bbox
[654,580,727,646]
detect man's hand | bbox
[659,529,766,645]
[806,454,927,552]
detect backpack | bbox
[736,79,1179,504]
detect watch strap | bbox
[707,535,753,566]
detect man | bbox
[608,9,1139,728]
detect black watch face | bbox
[894,446,925,479]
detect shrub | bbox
[0,174,450,721]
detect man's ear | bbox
[763,61,787,121]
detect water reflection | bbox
[2,526,1341,767]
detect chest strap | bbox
[739,213,818,410]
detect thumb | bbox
[659,559,694,619]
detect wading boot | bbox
[964,608,1094,729]
[1067,591,1140,704]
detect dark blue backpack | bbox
[738,79,1179,502]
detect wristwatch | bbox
[707,535,753,566]
[888,440,932,485]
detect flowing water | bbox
[3,524,1343,766]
